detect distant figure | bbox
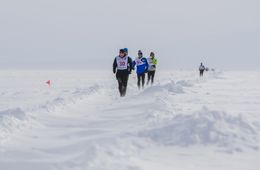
[199,63,206,77]
[133,50,149,89]
[113,49,132,97]
[147,52,158,85]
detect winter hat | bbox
[124,48,128,53]
[119,49,125,53]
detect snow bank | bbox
[37,84,100,113]
[139,80,185,97]
[163,81,185,93]
[0,108,25,120]
[0,108,28,145]
[176,80,194,87]
[53,138,142,170]
[139,107,259,151]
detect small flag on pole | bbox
[46,80,51,86]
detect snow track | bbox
[0,70,260,170]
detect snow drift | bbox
[0,70,260,170]
[0,108,28,145]
[139,107,259,151]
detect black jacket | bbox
[113,56,132,74]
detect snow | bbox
[0,70,260,170]
[139,107,257,150]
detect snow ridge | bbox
[0,108,28,145]
[139,107,258,151]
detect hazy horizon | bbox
[1,0,259,70]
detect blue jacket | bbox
[132,57,149,74]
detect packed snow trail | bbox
[0,70,260,170]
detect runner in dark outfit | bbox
[199,62,206,77]
[113,49,132,97]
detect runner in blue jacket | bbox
[132,50,149,89]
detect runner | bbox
[199,62,206,77]
[132,50,149,89]
[147,52,158,85]
[113,49,132,97]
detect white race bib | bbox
[147,58,154,66]
[135,58,144,66]
[116,56,128,70]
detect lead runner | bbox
[113,49,132,97]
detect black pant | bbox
[137,73,145,89]
[200,70,204,77]
[147,71,155,85]
[116,72,129,97]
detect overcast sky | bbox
[0,0,259,70]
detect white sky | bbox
[0,0,259,70]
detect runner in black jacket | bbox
[113,49,132,97]
[199,62,206,77]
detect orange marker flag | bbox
[46,80,51,86]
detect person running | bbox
[132,50,149,89]
[199,62,206,77]
[147,52,158,85]
[113,49,132,97]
